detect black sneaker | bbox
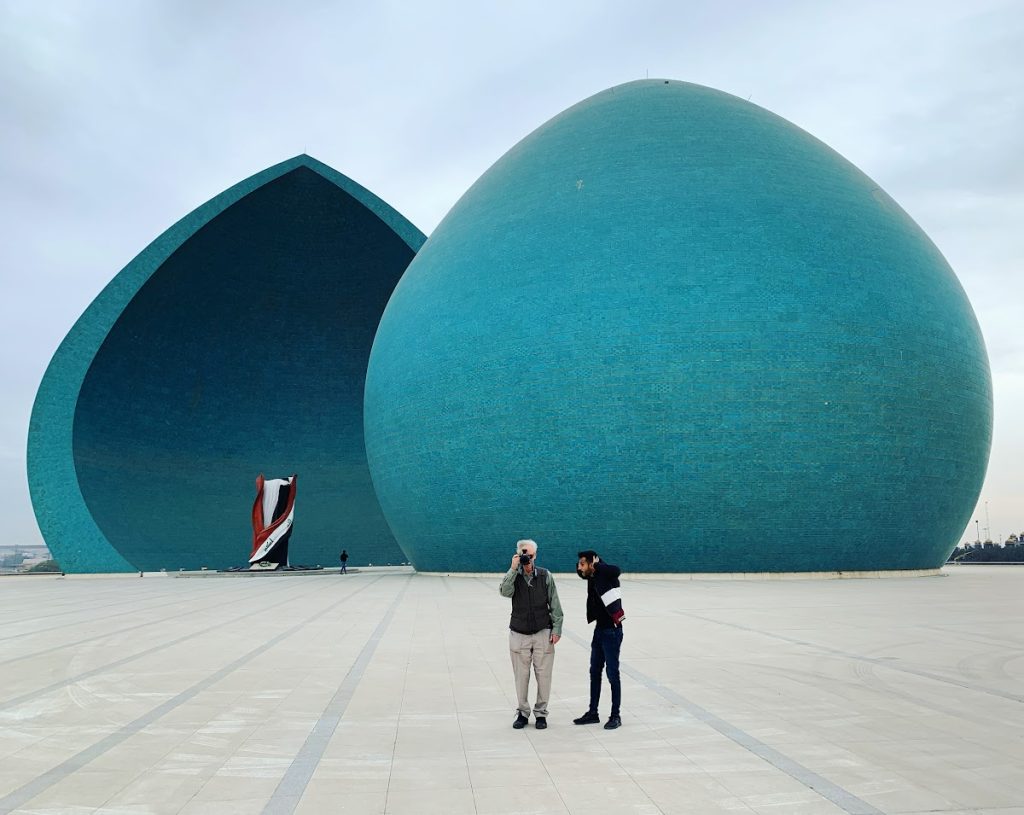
[535,716,547,729]
[512,713,529,729]
[604,715,622,730]
[573,710,600,725]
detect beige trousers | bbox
[509,629,554,717]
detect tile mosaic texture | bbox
[364,80,992,572]
[29,155,424,572]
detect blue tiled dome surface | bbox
[364,80,992,573]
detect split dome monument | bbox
[28,80,993,574]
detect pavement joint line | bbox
[260,575,412,815]
[673,609,1024,705]
[0,582,156,615]
[0,575,387,815]
[478,572,872,812]
[0,575,302,668]
[381,586,417,815]
[0,578,336,710]
[0,586,208,642]
[436,593,478,812]
[561,630,885,815]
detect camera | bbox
[518,550,532,566]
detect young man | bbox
[499,539,564,730]
[574,550,624,729]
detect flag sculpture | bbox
[250,474,296,570]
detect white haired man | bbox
[499,539,564,729]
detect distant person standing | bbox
[339,549,349,574]
[574,550,625,729]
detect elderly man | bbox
[499,539,564,729]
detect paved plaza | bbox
[0,565,1022,815]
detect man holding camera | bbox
[574,550,625,730]
[499,539,564,730]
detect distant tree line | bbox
[25,559,61,573]
[0,557,61,573]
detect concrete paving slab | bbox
[0,566,1021,814]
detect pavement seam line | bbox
[0,576,384,815]
[0,578,331,710]
[260,575,412,815]
[562,630,885,815]
[0,577,303,668]
[673,608,1024,704]
[438,585,479,815]
[0,586,219,643]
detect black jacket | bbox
[586,561,625,628]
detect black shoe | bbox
[604,715,622,730]
[512,713,529,729]
[573,710,600,725]
[535,716,547,729]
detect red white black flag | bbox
[250,474,296,569]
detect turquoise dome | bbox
[29,156,423,572]
[364,80,992,573]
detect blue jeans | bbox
[589,626,622,716]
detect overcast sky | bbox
[1,0,1020,552]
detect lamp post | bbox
[975,519,980,544]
